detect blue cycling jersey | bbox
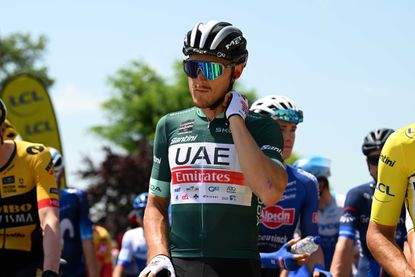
[258,165,319,253]
[318,194,344,270]
[339,182,406,277]
[60,188,94,277]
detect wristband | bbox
[42,270,58,277]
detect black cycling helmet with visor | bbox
[362,128,394,156]
[183,20,248,109]
[362,128,394,167]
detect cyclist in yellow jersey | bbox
[93,224,113,277]
[0,98,61,277]
[368,122,415,276]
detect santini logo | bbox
[380,154,396,167]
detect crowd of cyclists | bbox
[0,19,414,277]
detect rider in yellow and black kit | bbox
[0,98,61,277]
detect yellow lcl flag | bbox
[1,73,66,187]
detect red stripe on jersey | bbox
[38,198,59,209]
[171,169,244,185]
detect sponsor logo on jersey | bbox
[153,156,161,164]
[258,235,288,245]
[150,184,162,193]
[2,176,15,185]
[171,135,198,145]
[226,186,236,193]
[203,194,219,199]
[26,145,45,155]
[173,145,231,166]
[376,182,395,197]
[173,170,236,184]
[319,222,340,234]
[169,142,252,206]
[49,188,59,195]
[215,127,231,133]
[406,127,415,139]
[208,186,220,192]
[178,120,194,134]
[340,213,355,224]
[0,203,34,224]
[185,186,199,192]
[380,154,396,167]
[260,205,295,229]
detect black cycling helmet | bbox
[183,20,248,65]
[0,98,7,125]
[362,128,394,156]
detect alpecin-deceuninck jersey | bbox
[149,107,285,260]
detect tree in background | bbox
[80,60,256,235]
[0,33,53,87]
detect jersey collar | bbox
[195,108,225,119]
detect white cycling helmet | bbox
[250,95,303,124]
[48,146,64,180]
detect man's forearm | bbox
[144,203,170,260]
[82,239,99,277]
[229,116,287,206]
[42,209,61,272]
[330,237,354,277]
[367,222,415,276]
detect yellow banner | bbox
[1,73,66,187]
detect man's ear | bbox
[232,63,245,79]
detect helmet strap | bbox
[209,66,236,110]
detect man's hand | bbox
[313,264,333,277]
[224,91,249,120]
[260,239,309,271]
[138,255,175,277]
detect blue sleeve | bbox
[76,189,94,241]
[338,189,359,241]
[300,177,319,237]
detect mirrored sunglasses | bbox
[183,60,233,81]
[272,109,304,124]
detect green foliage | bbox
[91,60,257,153]
[0,33,53,87]
[90,60,193,153]
[286,152,301,165]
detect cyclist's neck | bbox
[200,106,226,121]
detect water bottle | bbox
[290,235,320,255]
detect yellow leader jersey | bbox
[0,140,59,263]
[371,122,415,227]
[93,225,113,277]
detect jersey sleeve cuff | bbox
[149,178,170,197]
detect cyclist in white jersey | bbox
[113,193,148,277]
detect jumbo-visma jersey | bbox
[0,140,59,263]
[150,107,284,260]
[371,122,415,227]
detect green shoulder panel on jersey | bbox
[245,111,284,166]
[150,108,196,197]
